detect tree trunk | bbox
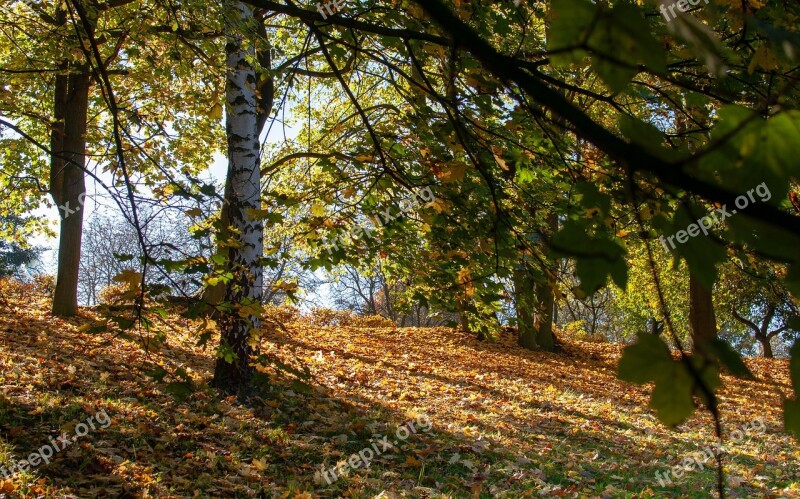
[757,334,774,358]
[515,213,559,352]
[514,267,557,352]
[455,297,472,334]
[211,1,265,394]
[50,8,91,317]
[689,273,717,355]
[535,277,555,351]
[202,6,272,315]
[514,266,538,350]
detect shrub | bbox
[98,283,133,305]
[264,304,302,324]
[0,276,51,303]
[307,308,356,326]
[351,314,395,328]
[560,320,606,343]
[304,308,395,328]
[31,274,56,296]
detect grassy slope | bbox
[0,284,797,498]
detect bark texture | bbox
[689,273,717,355]
[515,213,557,352]
[50,7,92,317]
[212,1,266,392]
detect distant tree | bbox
[0,215,42,278]
[79,208,209,305]
[330,262,457,327]
[717,262,800,358]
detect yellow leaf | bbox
[113,269,143,291]
[209,103,223,120]
[185,208,203,217]
[245,208,271,220]
[251,458,269,471]
[491,147,509,171]
[748,45,779,74]
[238,301,265,318]
[438,161,468,183]
[430,198,450,214]
[310,203,326,217]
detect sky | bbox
[27,109,337,308]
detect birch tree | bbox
[211,1,268,392]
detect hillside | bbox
[0,281,796,498]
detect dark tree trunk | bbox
[758,335,774,358]
[515,212,558,352]
[689,273,717,355]
[50,58,90,316]
[514,266,538,350]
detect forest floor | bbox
[0,282,797,498]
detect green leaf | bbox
[113,252,135,262]
[153,307,169,320]
[111,316,136,330]
[784,398,800,440]
[210,252,227,266]
[665,13,725,75]
[587,3,666,91]
[575,182,611,217]
[618,333,673,384]
[144,366,168,382]
[546,0,596,67]
[290,380,312,394]
[790,339,800,390]
[787,265,800,299]
[574,245,628,294]
[552,221,627,294]
[704,338,755,379]
[618,114,664,153]
[691,356,721,409]
[726,215,800,264]
[668,202,726,287]
[620,335,698,426]
[164,381,194,402]
[763,111,800,179]
[650,363,695,428]
[79,321,108,334]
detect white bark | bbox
[213,0,264,390]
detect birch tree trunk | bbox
[212,1,265,392]
[202,6,272,314]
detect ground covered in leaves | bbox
[0,282,797,498]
